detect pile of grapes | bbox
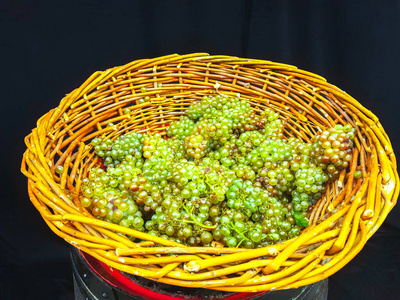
[79,94,356,248]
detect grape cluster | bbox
[80,166,144,231]
[310,124,356,179]
[81,94,356,248]
[91,132,144,168]
[182,95,273,159]
[166,116,195,140]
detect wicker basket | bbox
[22,53,399,292]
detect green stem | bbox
[228,221,249,248]
[182,205,217,230]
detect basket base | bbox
[71,246,328,300]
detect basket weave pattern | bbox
[22,53,399,292]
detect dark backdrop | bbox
[1,1,400,299]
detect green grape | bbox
[80,197,92,208]
[201,231,213,244]
[226,237,238,248]
[55,165,64,174]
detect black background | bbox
[1,1,400,299]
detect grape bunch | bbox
[310,125,356,179]
[166,116,195,140]
[91,132,144,168]
[181,95,274,159]
[81,93,356,248]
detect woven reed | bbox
[22,53,399,292]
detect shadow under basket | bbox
[22,53,399,293]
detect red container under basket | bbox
[71,246,328,300]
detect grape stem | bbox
[182,205,218,230]
[228,221,249,248]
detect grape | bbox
[201,231,213,244]
[55,165,64,174]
